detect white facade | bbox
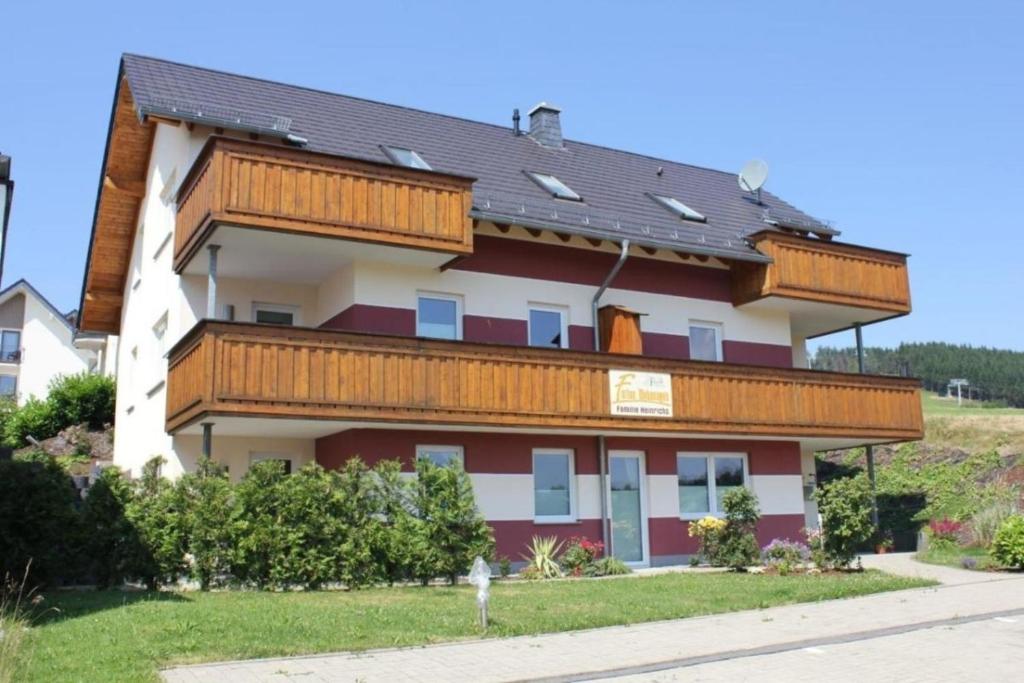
[0,280,101,404]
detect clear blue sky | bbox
[3,1,1021,352]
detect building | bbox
[77,55,923,566]
[0,279,108,403]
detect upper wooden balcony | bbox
[731,231,912,316]
[167,320,924,442]
[173,138,475,271]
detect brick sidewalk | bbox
[163,555,1023,683]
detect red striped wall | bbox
[320,304,792,367]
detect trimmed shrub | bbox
[815,474,874,568]
[177,459,234,590]
[80,467,142,588]
[125,457,186,589]
[410,458,494,585]
[2,398,60,448]
[991,515,1024,569]
[717,487,761,570]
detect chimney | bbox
[528,102,563,148]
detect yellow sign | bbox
[609,370,673,417]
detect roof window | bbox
[648,193,706,222]
[525,172,582,201]
[382,145,431,170]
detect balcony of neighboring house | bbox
[165,319,924,447]
[731,230,912,341]
[172,136,476,285]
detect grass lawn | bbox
[915,545,1001,571]
[921,391,1024,418]
[14,571,932,682]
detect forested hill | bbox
[812,342,1024,408]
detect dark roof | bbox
[0,279,76,332]
[122,54,834,263]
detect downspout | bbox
[592,240,630,556]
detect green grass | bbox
[15,571,933,682]
[922,391,1024,417]
[916,544,1000,571]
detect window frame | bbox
[0,329,21,364]
[249,451,296,475]
[381,145,432,170]
[252,302,302,326]
[532,448,577,523]
[415,444,465,468]
[0,374,17,398]
[415,292,463,340]
[648,193,707,223]
[527,303,569,349]
[676,452,750,520]
[688,320,724,362]
[524,171,583,202]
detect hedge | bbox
[0,454,494,590]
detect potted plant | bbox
[875,531,895,555]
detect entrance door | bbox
[608,451,649,566]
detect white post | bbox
[207,244,221,319]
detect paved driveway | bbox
[163,554,1024,683]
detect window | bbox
[152,313,168,356]
[253,302,300,326]
[416,293,461,340]
[0,330,20,363]
[525,172,582,201]
[249,452,294,475]
[382,146,432,170]
[528,305,568,348]
[688,322,722,362]
[533,449,575,522]
[416,445,464,468]
[677,453,748,518]
[0,375,16,398]
[648,194,706,222]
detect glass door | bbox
[608,451,648,565]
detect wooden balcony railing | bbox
[732,231,912,314]
[167,321,924,441]
[173,138,475,271]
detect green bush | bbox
[716,487,761,570]
[815,474,875,568]
[592,556,631,576]
[177,459,234,590]
[47,372,115,430]
[1,373,116,448]
[0,452,83,586]
[991,515,1024,569]
[80,467,142,588]
[410,458,494,585]
[125,457,186,589]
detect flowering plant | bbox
[561,536,605,577]
[928,518,962,543]
[688,516,727,565]
[762,538,811,575]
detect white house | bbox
[0,279,111,403]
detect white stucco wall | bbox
[16,295,93,402]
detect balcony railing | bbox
[732,230,912,314]
[173,138,475,271]
[167,321,924,441]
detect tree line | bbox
[812,342,1024,407]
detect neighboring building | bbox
[0,279,106,403]
[77,55,923,565]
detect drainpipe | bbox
[592,240,629,556]
[855,323,880,529]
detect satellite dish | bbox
[738,159,769,199]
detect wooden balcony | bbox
[167,321,924,441]
[732,231,912,314]
[173,138,475,271]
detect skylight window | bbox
[525,172,582,201]
[649,193,706,222]
[382,145,432,170]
